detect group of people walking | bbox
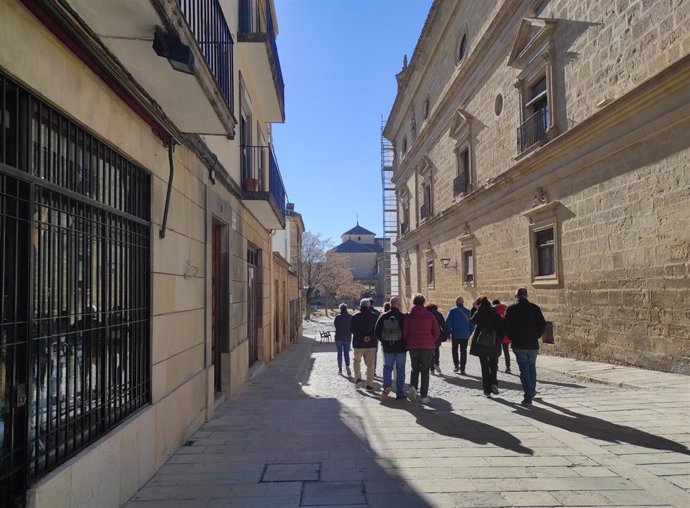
[333,287,546,406]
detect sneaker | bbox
[521,395,533,406]
[355,379,363,389]
[435,365,442,375]
[408,387,418,400]
[396,395,407,400]
[346,366,352,377]
[460,369,466,375]
[430,366,435,375]
[484,392,492,398]
[338,369,342,375]
[366,385,375,391]
[453,366,460,373]
[380,386,392,401]
[490,384,499,395]
[420,397,431,404]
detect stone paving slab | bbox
[125,318,690,507]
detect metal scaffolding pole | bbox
[381,117,398,300]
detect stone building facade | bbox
[0,0,299,506]
[385,0,690,373]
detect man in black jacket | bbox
[350,299,379,390]
[502,287,546,405]
[374,296,406,401]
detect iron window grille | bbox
[0,72,151,499]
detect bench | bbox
[318,330,333,342]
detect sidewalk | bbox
[126,319,690,507]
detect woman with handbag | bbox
[469,297,503,397]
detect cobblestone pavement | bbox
[126,317,690,507]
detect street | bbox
[126,317,690,507]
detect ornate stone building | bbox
[384,0,690,373]
[0,0,300,505]
[332,224,390,304]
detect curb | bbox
[538,365,650,390]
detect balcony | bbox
[237,0,285,122]
[241,145,286,229]
[453,173,468,197]
[517,107,548,154]
[67,0,236,136]
[420,202,430,221]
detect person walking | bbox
[333,303,352,376]
[374,296,406,401]
[492,299,511,373]
[350,298,379,390]
[426,303,448,375]
[446,297,474,374]
[369,297,381,373]
[403,294,440,404]
[502,288,547,405]
[469,297,503,397]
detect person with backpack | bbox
[426,303,449,375]
[446,296,474,374]
[333,303,352,376]
[403,294,440,404]
[374,296,406,401]
[469,297,503,397]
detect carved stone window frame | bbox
[450,109,474,200]
[423,243,435,289]
[523,199,563,288]
[509,18,559,150]
[458,229,476,287]
[418,155,434,222]
[398,186,411,235]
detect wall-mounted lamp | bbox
[153,26,195,75]
[440,258,457,269]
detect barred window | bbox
[0,72,151,500]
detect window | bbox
[457,33,467,63]
[404,264,411,296]
[402,137,407,154]
[420,182,432,220]
[509,18,559,154]
[524,198,563,287]
[426,258,435,288]
[411,117,417,140]
[454,148,471,196]
[423,97,430,121]
[535,228,555,276]
[462,249,474,285]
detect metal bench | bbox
[318,330,333,342]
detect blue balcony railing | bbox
[178,0,234,113]
[238,0,285,115]
[268,146,286,220]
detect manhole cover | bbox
[301,481,366,506]
[261,462,321,482]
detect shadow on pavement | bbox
[494,398,690,455]
[440,372,586,392]
[383,397,534,456]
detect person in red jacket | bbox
[492,299,512,373]
[403,294,440,404]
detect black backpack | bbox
[382,315,402,342]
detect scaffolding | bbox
[381,117,399,300]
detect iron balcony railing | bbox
[178,0,234,112]
[269,146,287,220]
[517,107,548,153]
[238,0,285,114]
[240,145,286,221]
[420,202,430,220]
[453,173,468,196]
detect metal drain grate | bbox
[260,462,321,482]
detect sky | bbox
[272,0,433,245]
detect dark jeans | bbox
[478,355,499,394]
[502,342,511,370]
[409,349,434,397]
[335,341,350,371]
[451,339,468,369]
[432,342,441,366]
[514,348,538,398]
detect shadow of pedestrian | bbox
[383,398,534,456]
[442,372,586,392]
[494,398,690,455]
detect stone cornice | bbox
[390,0,526,185]
[395,54,690,250]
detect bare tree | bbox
[301,231,332,318]
[320,253,366,316]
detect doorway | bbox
[247,248,260,366]
[211,219,229,393]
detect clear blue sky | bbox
[272,0,433,244]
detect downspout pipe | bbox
[159,141,175,239]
